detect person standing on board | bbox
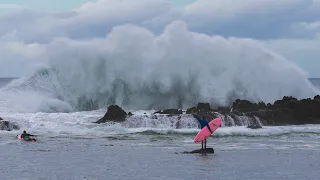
[193,113,213,149]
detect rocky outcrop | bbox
[186,102,212,114]
[197,95,320,126]
[0,117,20,131]
[96,95,320,126]
[95,105,127,124]
[161,95,320,126]
[232,96,320,126]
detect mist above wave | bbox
[0,21,318,113]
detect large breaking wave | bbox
[0,21,319,113]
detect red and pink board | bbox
[16,135,23,140]
[194,118,222,143]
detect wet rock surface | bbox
[96,95,320,126]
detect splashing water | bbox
[0,21,318,113]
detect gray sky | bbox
[0,0,319,77]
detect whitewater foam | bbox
[0,21,319,113]
[1,110,320,139]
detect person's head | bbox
[23,130,26,133]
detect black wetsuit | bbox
[21,133,35,140]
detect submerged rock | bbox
[95,105,127,124]
[181,148,214,154]
[247,125,262,129]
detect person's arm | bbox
[27,133,35,136]
[193,114,201,122]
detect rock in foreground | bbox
[181,148,214,154]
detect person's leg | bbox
[205,139,207,149]
[201,141,203,149]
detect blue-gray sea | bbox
[1,78,320,180]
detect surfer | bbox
[20,131,36,141]
[193,114,213,149]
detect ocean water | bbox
[1,135,320,180]
[0,77,320,179]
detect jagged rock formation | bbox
[95,105,127,124]
[95,95,320,127]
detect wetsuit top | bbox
[21,133,34,139]
[193,114,213,133]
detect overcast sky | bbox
[0,0,319,77]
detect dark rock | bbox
[0,121,20,131]
[0,117,3,120]
[247,125,262,129]
[182,148,214,154]
[186,107,197,114]
[154,109,182,115]
[230,96,320,126]
[95,105,127,124]
[128,112,133,116]
[196,103,211,112]
[185,95,320,126]
[232,99,260,113]
[273,96,298,109]
[186,103,212,114]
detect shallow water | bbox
[1,135,320,180]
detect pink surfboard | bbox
[194,118,222,143]
[16,135,23,140]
